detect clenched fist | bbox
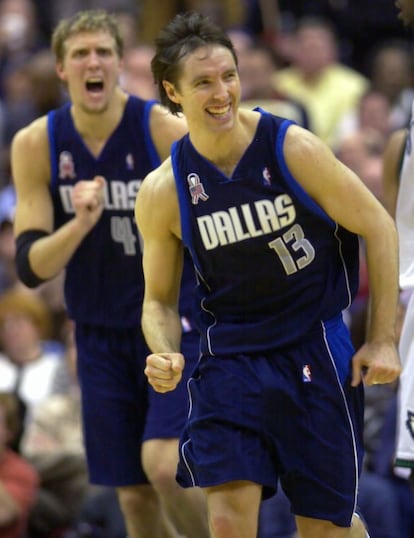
[145,353,184,393]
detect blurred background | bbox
[0,2,413,537]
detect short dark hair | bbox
[151,11,238,114]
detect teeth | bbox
[208,105,229,115]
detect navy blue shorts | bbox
[76,324,199,487]
[143,329,200,441]
[177,316,364,527]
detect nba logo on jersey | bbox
[262,167,272,185]
[58,151,76,180]
[126,153,134,170]
[405,410,414,440]
[302,364,312,383]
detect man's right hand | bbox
[145,353,184,393]
[72,176,106,229]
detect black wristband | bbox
[15,229,50,288]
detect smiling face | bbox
[56,29,122,114]
[163,45,241,135]
[396,0,414,26]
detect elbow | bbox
[15,262,44,288]
[15,229,50,288]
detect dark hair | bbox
[151,11,238,114]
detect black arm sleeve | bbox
[15,229,50,288]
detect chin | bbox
[82,101,109,115]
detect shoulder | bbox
[238,108,263,135]
[11,116,49,155]
[273,67,298,84]
[140,158,175,200]
[282,125,348,193]
[327,65,369,89]
[150,105,187,138]
[284,124,326,158]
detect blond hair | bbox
[51,9,124,63]
[0,289,52,340]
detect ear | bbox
[55,62,67,82]
[162,80,181,105]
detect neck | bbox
[189,109,257,175]
[71,88,128,141]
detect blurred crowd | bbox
[0,1,413,537]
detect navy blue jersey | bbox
[171,111,359,354]
[49,95,195,328]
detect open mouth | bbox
[85,79,104,93]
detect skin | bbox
[382,127,407,217]
[11,28,207,538]
[135,44,401,538]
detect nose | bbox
[87,50,100,67]
[212,79,228,100]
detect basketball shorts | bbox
[143,328,200,441]
[76,324,200,487]
[177,315,364,527]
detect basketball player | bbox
[11,9,207,538]
[135,11,401,538]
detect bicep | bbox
[142,234,183,307]
[11,127,53,235]
[135,168,183,307]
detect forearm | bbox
[142,300,182,353]
[27,217,92,280]
[365,221,399,343]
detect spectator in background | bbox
[336,127,385,202]
[138,0,247,44]
[21,319,81,457]
[0,0,46,97]
[20,320,90,538]
[270,0,413,72]
[3,48,65,148]
[368,40,414,131]
[273,16,369,147]
[0,288,64,447]
[120,44,158,100]
[0,185,17,293]
[0,391,39,538]
[334,89,392,151]
[237,42,310,128]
